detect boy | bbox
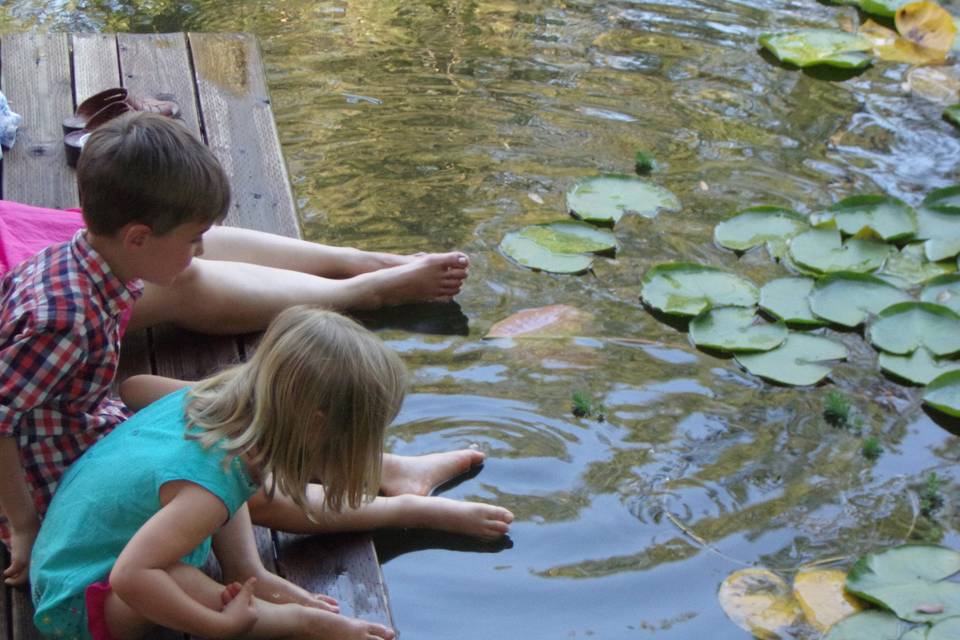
[1,113,511,586]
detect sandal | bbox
[63,87,181,134]
[64,101,132,168]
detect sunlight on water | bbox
[3,0,960,637]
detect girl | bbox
[30,307,416,640]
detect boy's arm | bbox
[0,327,88,585]
[0,437,39,586]
[212,503,338,611]
[110,482,256,638]
[119,375,192,411]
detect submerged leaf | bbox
[567,175,680,224]
[485,304,593,339]
[689,307,787,352]
[905,66,960,104]
[499,231,594,274]
[736,333,847,386]
[792,569,865,633]
[718,568,801,639]
[641,263,759,317]
[759,29,873,68]
[519,220,617,256]
[868,301,960,356]
[759,277,825,326]
[881,242,956,284]
[809,272,912,328]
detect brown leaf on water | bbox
[897,1,957,60]
[792,569,866,633]
[718,568,801,640]
[860,19,934,64]
[484,304,593,338]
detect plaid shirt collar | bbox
[69,230,144,315]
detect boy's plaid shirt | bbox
[0,230,142,539]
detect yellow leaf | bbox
[792,569,866,633]
[718,568,802,639]
[861,18,940,64]
[896,1,957,61]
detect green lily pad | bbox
[928,615,960,640]
[689,307,788,353]
[922,274,960,314]
[823,610,903,640]
[846,545,960,623]
[567,175,680,225]
[640,263,759,317]
[868,302,960,356]
[945,104,960,128]
[916,196,960,261]
[882,243,957,285]
[759,29,873,69]
[736,333,847,386]
[861,0,914,17]
[812,195,917,242]
[924,370,960,417]
[517,220,617,256]
[714,206,808,255]
[879,348,960,385]
[499,231,594,274]
[789,228,890,274]
[901,626,930,640]
[759,276,825,326]
[924,185,960,212]
[808,272,912,328]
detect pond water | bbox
[4,1,960,638]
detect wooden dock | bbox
[0,32,393,639]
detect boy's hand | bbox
[4,520,38,586]
[218,577,258,638]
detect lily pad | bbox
[916,195,960,261]
[689,307,788,353]
[946,104,960,128]
[736,333,847,386]
[923,185,960,212]
[868,302,960,356]
[901,626,930,640]
[714,206,808,255]
[861,0,913,17]
[499,231,594,274]
[792,568,865,633]
[922,274,960,314]
[822,610,903,640]
[759,29,873,69]
[879,347,960,385]
[759,277,825,326]
[846,545,960,623]
[485,304,593,339]
[924,370,960,417]
[567,175,680,225]
[928,615,960,640]
[717,568,801,639]
[641,263,759,317]
[809,272,912,328]
[517,220,617,256]
[882,243,956,284]
[812,195,917,242]
[789,228,890,274]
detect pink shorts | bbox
[85,580,116,640]
[0,199,133,335]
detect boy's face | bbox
[137,220,211,286]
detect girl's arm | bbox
[212,504,338,612]
[119,375,191,411]
[109,482,256,638]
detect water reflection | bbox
[3,0,960,637]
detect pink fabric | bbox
[85,580,116,640]
[0,200,133,335]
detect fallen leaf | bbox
[860,19,938,64]
[793,569,866,633]
[718,568,801,640]
[484,304,593,338]
[897,1,957,60]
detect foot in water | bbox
[351,252,469,308]
[380,449,486,497]
[397,494,514,540]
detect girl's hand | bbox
[218,577,259,638]
[255,572,339,613]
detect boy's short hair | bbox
[77,112,231,236]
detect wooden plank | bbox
[187,33,298,236]
[9,589,38,640]
[71,33,118,103]
[0,33,76,207]
[275,533,393,628]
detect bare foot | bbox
[399,495,514,540]
[380,450,486,496]
[301,608,395,640]
[350,252,469,308]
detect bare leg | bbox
[127,253,468,334]
[104,563,394,640]
[248,489,513,541]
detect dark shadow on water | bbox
[351,302,469,336]
[642,302,691,333]
[373,529,514,564]
[923,405,960,436]
[429,462,484,496]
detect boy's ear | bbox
[121,223,154,249]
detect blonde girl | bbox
[30,307,404,640]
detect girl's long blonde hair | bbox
[185,305,407,513]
